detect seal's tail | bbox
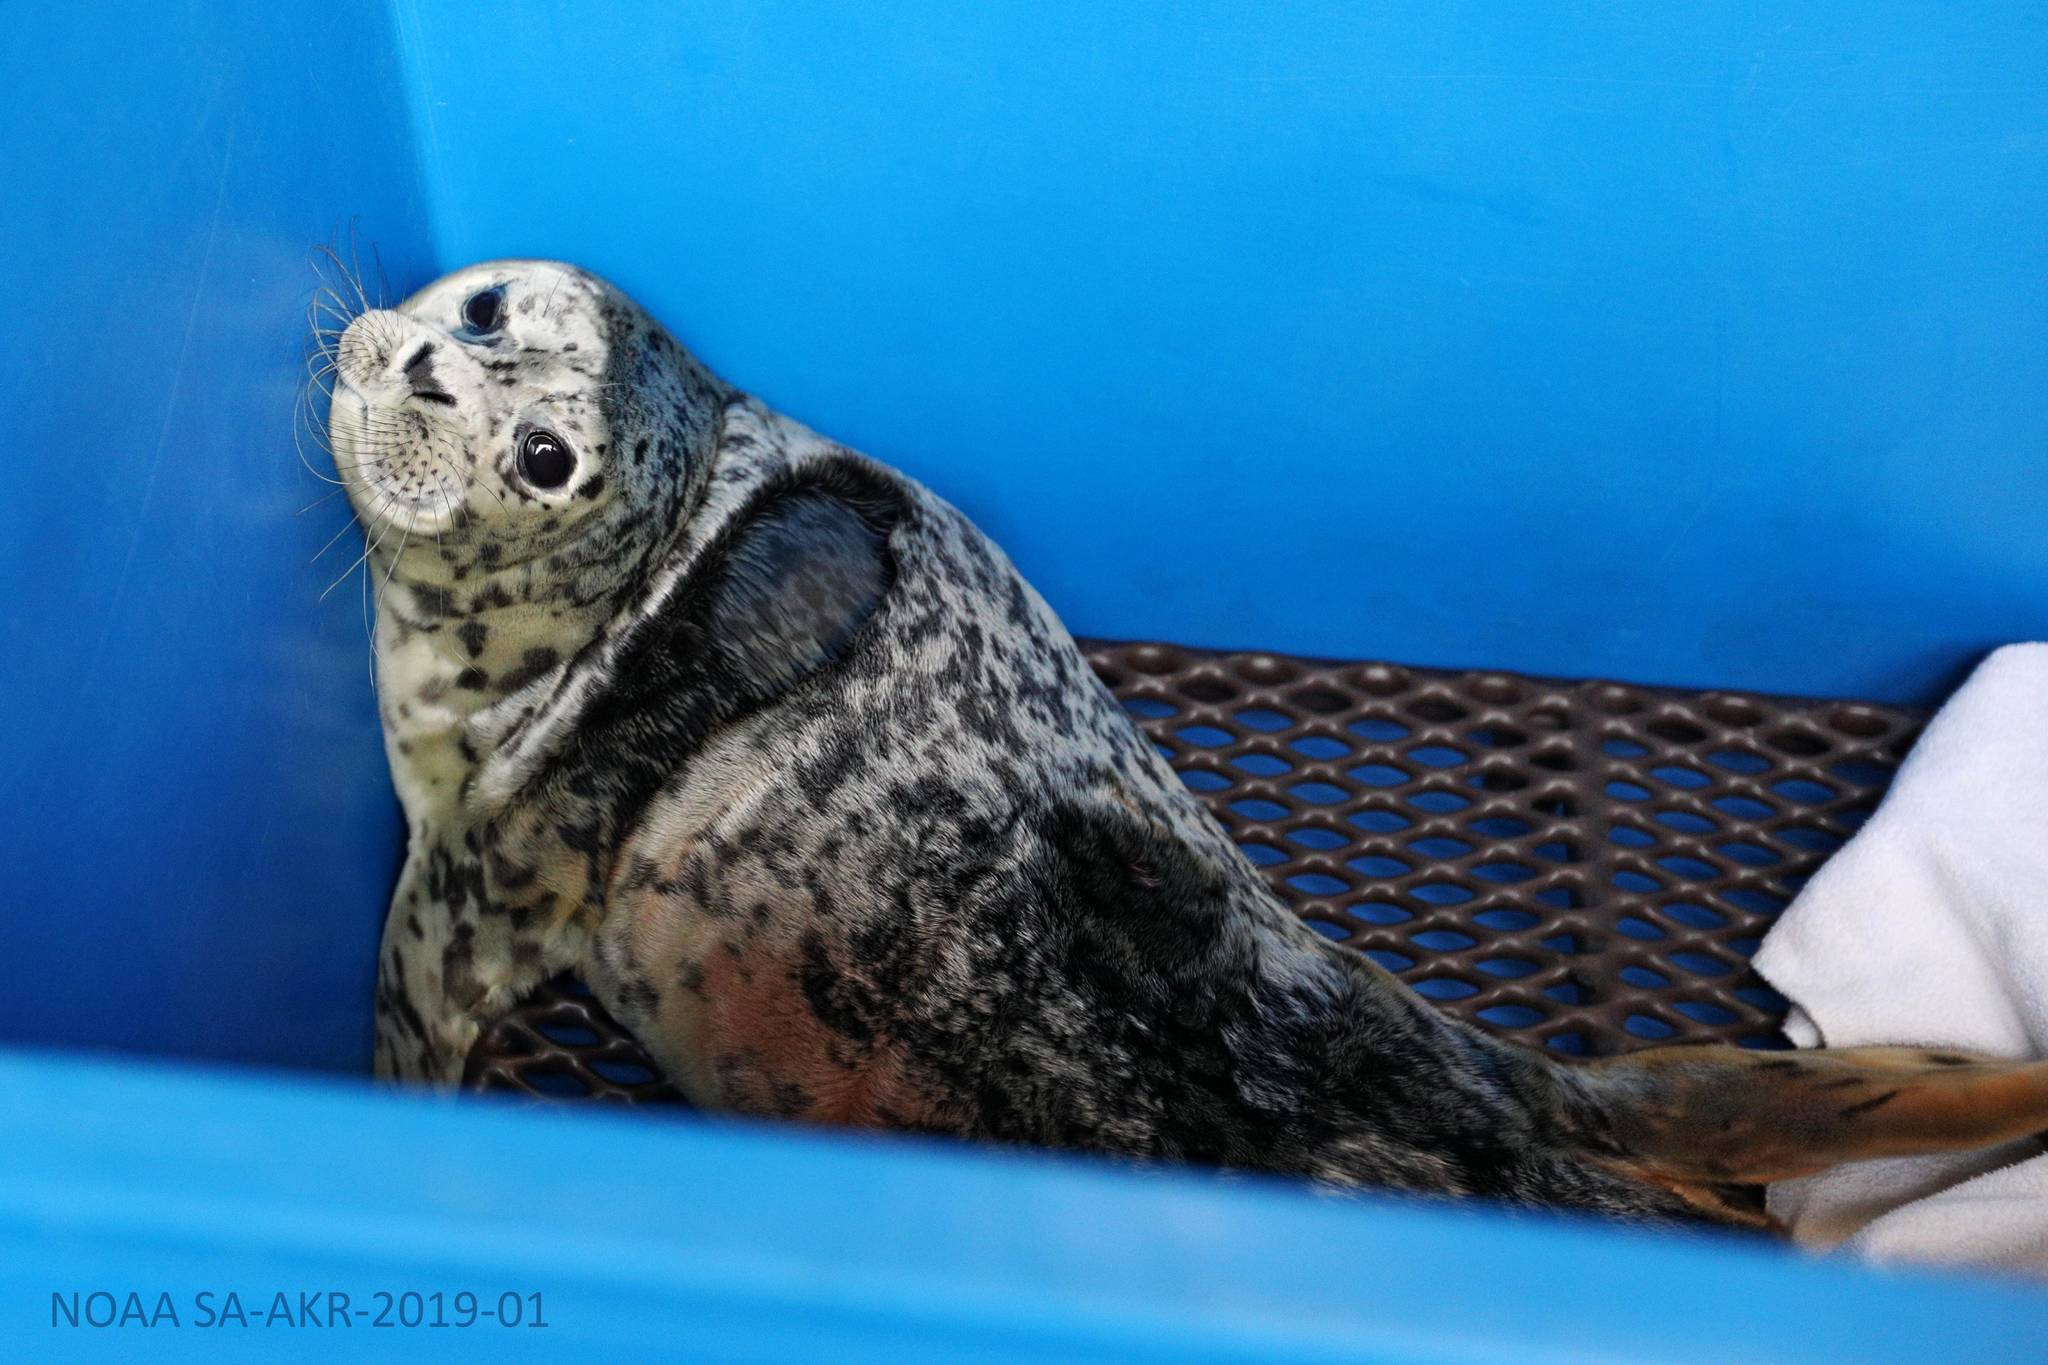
[1549,1043,2048,1225]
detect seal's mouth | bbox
[327,390,471,540]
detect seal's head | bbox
[328,260,727,587]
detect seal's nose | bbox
[335,309,415,394]
[399,341,456,406]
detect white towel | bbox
[1755,642,2048,1276]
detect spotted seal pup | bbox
[326,260,2048,1226]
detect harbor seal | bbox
[325,260,2048,1225]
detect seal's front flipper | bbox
[1563,1045,2048,1206]
[592,468,902,737]
[707,485,895,698]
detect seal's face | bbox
[326,257,728,758]
[330,260,624,550]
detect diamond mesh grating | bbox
[466,640,1922,1102]
[462,977,683,1103]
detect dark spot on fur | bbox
[498,646,561,694]
[558,821,602,856]
[410,582,455,617]
[795,931,874,1044]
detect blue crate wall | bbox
[395,0,2048,704]
[0,4,431,1070]
[8,1049,2048,1364]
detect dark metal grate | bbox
[463,976,683,1103]
[466,640,1922,1102]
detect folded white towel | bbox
[1755,642,2048,1276]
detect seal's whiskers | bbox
[295,488,344,518]
[319,483,401,602]
[308,510,367,564]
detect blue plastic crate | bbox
[4,3,2046,1358]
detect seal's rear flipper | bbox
[1564,1045,2048,1214]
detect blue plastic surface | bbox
[4,3,2048,1356]
[6,1047,2048,1362]
[397,0,2048,705]
[0,5,432,1072]
[0,5,426,1070]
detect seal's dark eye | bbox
[517,429,574,490]
[461,287,504,335]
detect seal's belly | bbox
[586,752,947,1131]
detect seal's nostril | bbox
[401,341,457,405]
